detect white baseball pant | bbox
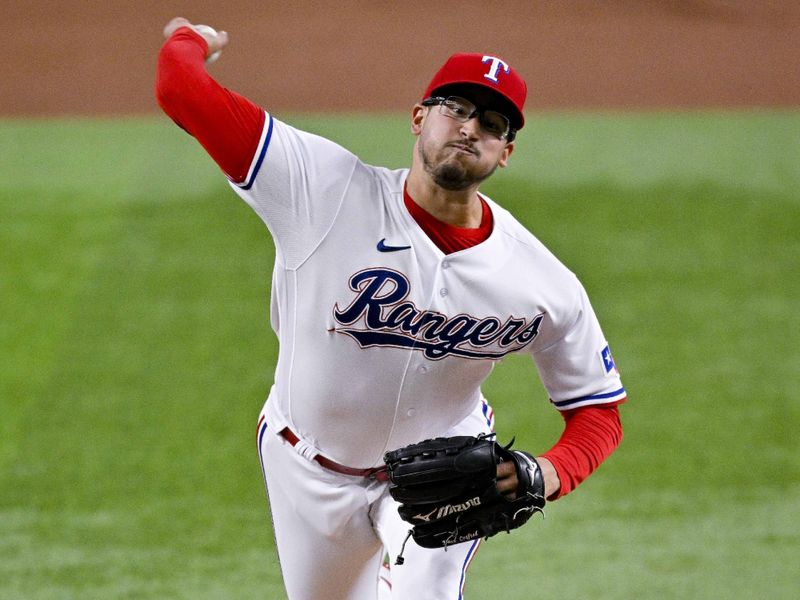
[256,399,495,599]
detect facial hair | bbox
[418,139,499,192]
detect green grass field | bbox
[2,112,798,599]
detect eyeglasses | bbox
[421,96,516,141]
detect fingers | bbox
[211,30,230,53]
[163,16,191,39]
[162,18,230,55]
[496,461,518,497]
[497,461,516,478]
[194,25,228,61]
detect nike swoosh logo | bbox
[377,238,411,252]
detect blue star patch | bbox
[601,345,617,375]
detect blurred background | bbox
[3,0,799,115]
[2,2,798,598]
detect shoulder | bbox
[484,196,544,247]
[268,117,409,187]
[483,194,586,332]
[269,115,359,162]
[366,165,409,192]
[486,196,577,279]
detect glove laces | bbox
[394,529,413,566]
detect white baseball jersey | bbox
[231,113,625,469]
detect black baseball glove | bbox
[383,434,545,554]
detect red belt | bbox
[279,427,389,481]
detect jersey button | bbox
[406,408,416,417]
[439,288,448,297]
[441,260,450,269]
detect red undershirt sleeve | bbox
[541,404,623,500]
[155,27,265,183]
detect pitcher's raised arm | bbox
[155,17,264,184]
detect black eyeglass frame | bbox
[421,96,517,142]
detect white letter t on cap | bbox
[482,56,510,83]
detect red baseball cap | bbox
[423,53,527,129]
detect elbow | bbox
[155,51,183,115]
[154,56,201,133]
[155,75,178,116]
[154,79,185,130]
[154,78,169,112]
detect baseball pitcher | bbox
[156,17,626,600]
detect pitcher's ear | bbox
[498,141,515,168]
[411,104,426,136]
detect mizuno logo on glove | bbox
[412,496,482,522]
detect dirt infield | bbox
[3,1,799,116]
